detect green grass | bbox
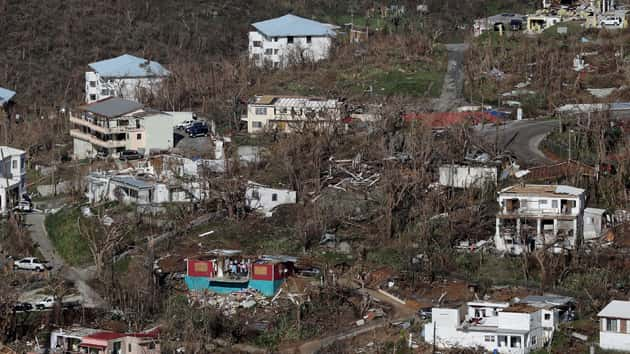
[337,63,444,97]
[45,207,92,266]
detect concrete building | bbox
[0,146,25,214]
[495,184,586,255]
[244,95,344,133]
[598,300,630,351]
[70,98,175,159]
[439,164,498,189]
[78,329,160,354]
[519,295,575,343]
[85,54,169,104]
[248,14,337,68]
[50,327,100,354]
[246,181,296,217]
[424,302,547,354]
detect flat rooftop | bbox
[499,184,585,198]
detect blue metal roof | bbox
[252,14,336,37]
[88,54,170,78]
[0,87,16,105]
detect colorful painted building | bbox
[184,252,295,296]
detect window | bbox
[510,336,522,348]
[544,313,551,320]
[252,121,263,129]
[498,336,508,347]
[273,37,278,42]
[101,89,109,96]
[128,344,131,352]
[136,119,141,129]
[306,36,312,43]
[255,107,267,115]
[531,336,537,345]
[607,318,618,332]
[274,49,279,55]
[89,81,96,87]
[264,48,273,55]
[287,36,294,44]
[484,336,495,342]
[253,54,261,60]
[552,200,558,208]
[252,190,260,200]
[539,199,548,206]
[89,94,97,101]
[12,160,16,169]
[272,193,278,201]
[253,41,262,47]
[136,133,142,140]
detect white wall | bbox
[439,165,497,188]
[85,71,165,104]
[600,331,630,351]
[246,183,296,217]
[143,113,174,154]
[248,30,332,68]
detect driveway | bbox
[474,119,559,166]
[434,43,469,111]
[24,211,106,308]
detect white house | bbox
[424,302,546,354]
[245,181,296,217]
[495,184,586,255]
[0,146,25,214]
[519,295,575,343]
[438,164,498,189]
[248,14,337,68]
[70,97,176,159]
[50,327,100,353]
[85,54,170,104]
[598,300,630,351]
[244,95,344,134]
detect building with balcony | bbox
[598,300,630,351]
[0,146,26,214]
[423,301,547,354]
[243,95,344,133]
[70,97,175,159]
[495,184,587,254]
[50,327,160,354]
[248,14,337,68]
[85,54,169,104]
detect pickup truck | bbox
[34,296,81,310]
[13,257,52,272]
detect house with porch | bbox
[85,54,169,104]
[70,97,175,159]
[243,95,344,134]
[424,301,547,354]
[494,184,586,255]
[0,146,25,214]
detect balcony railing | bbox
[69,116,130,135]
[499,208,577,217]
[70,129,127,149]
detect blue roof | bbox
[0,87,16,105]
[252,14,336,37]
[88,54,170,78]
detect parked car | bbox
[418,307,432,320]
[118,150,142,161]
[188,123,209,138]
[34,296,55,310]
[13,302,33,312]
[184,121,206,133]
[13,200,33,212]
[601,17,621,27]
[176,120,196,130]
[13,257,52,272]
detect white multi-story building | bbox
[248,14,337,68]
[495,184,586,254]
[70,97,175,159]
[244,95,344,133]
[85,54,169,104]
[598,300,630,351]
[0,146,26,214]
[424,301,546,354]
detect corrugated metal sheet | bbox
[252,14,336,37]
[88,54,170,78]
[81,97,144,118]
[555,185,585,195]
[0,87,16,105]
[111,176,154,189]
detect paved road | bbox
[434,43,469,111]
[24,211,106,308]
[474,119,559,166]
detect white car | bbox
[13,257,52,272]
[13,200,33,212]
[601,17,621,27]
[176,120,196,130]
[34,296,55,310]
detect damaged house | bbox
[439,164,498,189]
[495,184,587,254]
[245,181,296,217]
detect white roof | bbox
[0,146,25,157]
[252,14,337,37]
[585,207,606,216]
[254,96,340,109]
[599,300,630,318]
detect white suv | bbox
[13,257,52,272]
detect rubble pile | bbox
[188,289,273,317]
